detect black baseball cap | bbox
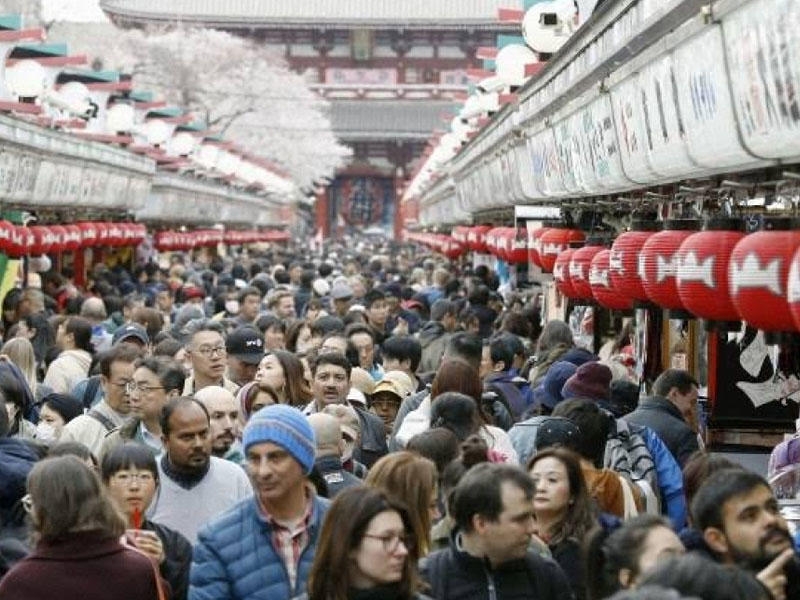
[225,327,265,364]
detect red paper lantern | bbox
[467,225,492,253]
[48,225,68,254]
[452,226,469,245]
[108,223,126,247]
[507,227,528,265]
[539,227,585,273]
[590,249,635,310]
[0,221,14,255]
[132,224,147,245]
[731,220,800,332]
[554,248,579,298]
[154,231,175,251]
[609,223,660,304]
[640,220,701,313]
[5,224,25,258]
[440,237,466,260]
[676,219,745,324]
[95,222,111,246]
[485,228,502,258]
[77,222,99,247]
[28,226,53,255]
[569,243,605,301]
[528,226,551,268]
[63,225,82,251]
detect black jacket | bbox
[144,519,192,600]
[624,396,699,466]
[419,535,574,600]
[354,405,389,468]
[315,454,362,498]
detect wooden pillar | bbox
[315,188,329,238]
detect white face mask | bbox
[35,422,56,443]
[225,300,240,315]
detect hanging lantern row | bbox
[0,221,146,258]
[154,229,290,251]
[451,218,800,333]
[404,231,466,259]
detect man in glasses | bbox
[181,320,239,396]
[100,357,185,460]
[61,344,142,457]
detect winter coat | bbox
[189,494,329,600]
[314,454,362,498]
[484,371,534,420]
[0,530,162,600]
[43,349,92,394]
[418,322,451,374]
[419,533,574,600]
[624,396,699,467]
[0,438,38,519]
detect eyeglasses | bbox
[111,472,156,486]
[193,345,226,357]
[125,382,165,394]
[363,532,414,553]
[21,493,33,514]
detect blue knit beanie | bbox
[242,405,316,474]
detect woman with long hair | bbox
[395,360,516,459]
[304,486,430,600]
[0,455,165,600]
[364,451,439,556]
[528,447,597,600]
[254,350,313,407]
[0,337,48,402]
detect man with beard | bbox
[692,468,800,600]
[194,386,243,464]
[191,405,329,599]
[147,397,251,543]
[182,320,240,395]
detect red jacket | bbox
[0,529,164,600]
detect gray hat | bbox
[331,282,354,300]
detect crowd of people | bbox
[0,239,798,600]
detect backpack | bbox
[80,375,103,410]
[604,419,661,515]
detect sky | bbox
[41,0,107,22]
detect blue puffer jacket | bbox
[189,494,330,600]
[640,425,687,530]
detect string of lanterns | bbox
[405,219,800,333]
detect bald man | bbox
[307,412,361,498]
[195,386,243,464]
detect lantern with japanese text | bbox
[731,218,800,332]
[28,226,53,255]
[77,222,99,247]
[539,227,585,273]
[48,225,68,254]
[554,248,579,298]
[467,225,493,253]
[609,221,660,305]
[676,218,745,326]
[569,242,605,302]
[640,220,701,315]
[63,225,82,252]
[590,249,634,310]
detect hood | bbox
[60,349,93,370]
[419,321,446,346]
[0,438,39,511]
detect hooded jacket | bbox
[43,349,92,394]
